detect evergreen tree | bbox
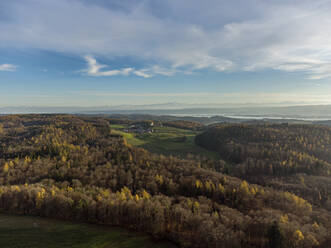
[267,221,284,248]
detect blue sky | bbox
[1,0,331,107]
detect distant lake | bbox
[170,114,331,121]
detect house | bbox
[128,121,154,134]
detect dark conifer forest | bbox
[0,115,330,247]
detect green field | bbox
[110,125,220,159]
[0,214,177,248]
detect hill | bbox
[0,115,330,247]
[196,123,331,212]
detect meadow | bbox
[110,125,220,159]
[0,214,177,248]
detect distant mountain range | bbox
[1,104,331,121]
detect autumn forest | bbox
[0,115,330,248]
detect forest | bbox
[0,115,330,248]
[195,124,331,209]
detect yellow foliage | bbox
[117,187,133,201]
[195,180,202,189]
[250,186,257,195]
[96,194,103,202]
[284,192,312,212]
[193,201,200,213]
[3,163,9,173]
[36,188,46,208]
[280,214,289,224]
[155,174,164,185]
[205,180,215,191]
[312,222,319,230]
[101,189,110,198]
[186,199,193,208]
[37,188,46,200]
[118,191,126,201]
[128,153,133,162]
[24,156,32,164]
[61,156,67,162]
[12,185,21,192]
[121,186,131,195]
[306,234,319,246]
[239,180,250,195]
[293,230,304,243]
[218,183,225,194]
[142,189,150,199]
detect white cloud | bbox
[133,70,151,78]
[0,64,17,71]
[83,56,178,78]
[83,55,135,77]
[2,0,331,78]
[149,66,176,76]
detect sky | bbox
[1,0,331,107]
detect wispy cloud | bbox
[2,0,331,78]
[133,70,151,78]
[83,56,176,78]
[0,64,17,72]
[83,56,135,77]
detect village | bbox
[123,121,156,134]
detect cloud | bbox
[0,64,17,71]
[148,66,176,76]
[83,55,135,76]
[133,70,151,78]
[83,56,178,78]
[1,0,331,78]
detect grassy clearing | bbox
[110,125,220,159]
[0,213,177,248]
[109,124,126,129]
[110,129,146,146]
